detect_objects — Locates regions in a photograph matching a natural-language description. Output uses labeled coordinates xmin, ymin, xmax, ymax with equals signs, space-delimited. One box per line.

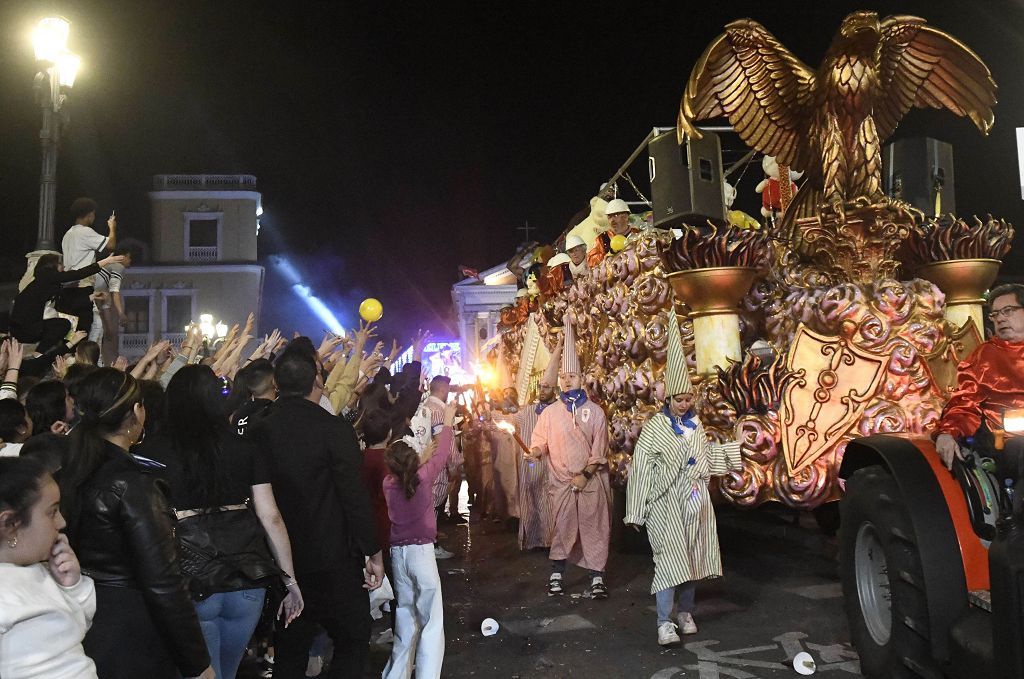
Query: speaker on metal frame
xmin=884 ymin=137 xmax=955 ymax=216
xmin=648 ymin=130 xmax=726 ymax=228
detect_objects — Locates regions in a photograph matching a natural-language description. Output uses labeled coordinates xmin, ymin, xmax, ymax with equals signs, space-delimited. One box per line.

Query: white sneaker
xmin=657 ymin=621 xmax=681 ymax=646
xmin=678 ymin=612 xmax=698 ymax=635
xmin=434 ymin=546 xmax=454 ymax=559
xmin=305 ymin=655 xmax=324 ymax=677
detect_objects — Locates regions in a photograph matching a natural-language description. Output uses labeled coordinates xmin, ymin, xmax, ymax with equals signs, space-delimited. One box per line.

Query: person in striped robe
xmin=624 ymin=315 xmax=742 ymax=647
xmin=515 ymin=371 xmax=557 ymax=550
xmin=421 ymin=376 xmax=462 ymax=559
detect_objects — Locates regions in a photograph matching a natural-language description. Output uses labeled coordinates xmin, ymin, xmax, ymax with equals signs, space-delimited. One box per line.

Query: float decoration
xmin=493 ymin=12 xmax=1013 ymax=510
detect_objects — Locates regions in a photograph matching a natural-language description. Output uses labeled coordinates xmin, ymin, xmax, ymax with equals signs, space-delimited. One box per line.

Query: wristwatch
xmin=581 ymin=468 xmax=594 ymax=480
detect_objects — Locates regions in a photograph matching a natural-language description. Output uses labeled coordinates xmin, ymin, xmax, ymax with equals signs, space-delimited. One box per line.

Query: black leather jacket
xmin=69 ymin=442 xmax=210 ymax=677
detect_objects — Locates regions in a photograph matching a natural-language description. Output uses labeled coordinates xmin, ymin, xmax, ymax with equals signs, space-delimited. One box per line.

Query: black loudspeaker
xmin=648 ymin=130 xmax=725 ymax=228
xmin=884 ymin=137 xmax=955 ymax=216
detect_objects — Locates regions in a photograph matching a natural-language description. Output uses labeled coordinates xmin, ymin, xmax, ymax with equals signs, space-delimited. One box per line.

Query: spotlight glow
xmin=292 ymin=284 xmax=345 ymax=335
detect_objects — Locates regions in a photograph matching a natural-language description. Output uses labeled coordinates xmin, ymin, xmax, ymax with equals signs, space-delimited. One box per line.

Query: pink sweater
xmin=383 ymin=427 xmax=454 ymax=546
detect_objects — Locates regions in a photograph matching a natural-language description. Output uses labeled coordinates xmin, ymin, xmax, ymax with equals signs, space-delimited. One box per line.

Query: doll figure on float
xmin=755 ymin=155 xmax=802 ymax=223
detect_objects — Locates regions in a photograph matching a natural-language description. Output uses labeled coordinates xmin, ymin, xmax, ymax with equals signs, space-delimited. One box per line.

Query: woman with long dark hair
xmin=25 ymin=380 xmax=74 ymax=437
xmin=145 ymin=365 xmax=303 ymax=679
xmin=59 ymin=367 xmax=213 ymax=678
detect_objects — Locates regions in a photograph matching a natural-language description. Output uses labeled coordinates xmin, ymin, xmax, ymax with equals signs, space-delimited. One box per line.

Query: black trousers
xmin=273 ymin=560 xmax=371 ymax=679
xmin=11 ymin=317 xmax=71 ymax=353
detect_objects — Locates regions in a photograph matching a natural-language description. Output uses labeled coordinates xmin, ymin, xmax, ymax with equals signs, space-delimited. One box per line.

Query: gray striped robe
xmin=624 ymin=412 xmax=742 ymax=594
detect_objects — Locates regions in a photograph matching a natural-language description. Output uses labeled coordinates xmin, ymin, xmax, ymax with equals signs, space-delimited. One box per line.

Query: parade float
xmin=492 ymin=11 xmax=1014 ymax=522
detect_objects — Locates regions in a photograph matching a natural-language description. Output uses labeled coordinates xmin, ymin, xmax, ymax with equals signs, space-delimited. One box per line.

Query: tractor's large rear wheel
xmin=840 ymin=466 xmax=942 ymax=678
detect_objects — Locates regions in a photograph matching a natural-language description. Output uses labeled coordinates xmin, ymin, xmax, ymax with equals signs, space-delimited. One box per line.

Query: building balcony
xmin=152 ymin=174 xmax=257 ymax=190
xmin=119 ymin=333 xmax=151 ymax=355
xmin=187 ymin=246 xmax=219 ymax=262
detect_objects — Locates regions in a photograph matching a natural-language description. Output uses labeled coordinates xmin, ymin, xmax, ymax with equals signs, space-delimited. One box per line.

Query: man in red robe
xmin=936 ymin=284 xmax=1024 ymax=470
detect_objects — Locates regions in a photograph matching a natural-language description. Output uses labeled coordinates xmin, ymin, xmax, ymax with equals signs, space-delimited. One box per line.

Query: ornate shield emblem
xmin=922 ymin=318 xmax=982 ymax=398
xmin=780 ymin=325 xmax=890 ymax=474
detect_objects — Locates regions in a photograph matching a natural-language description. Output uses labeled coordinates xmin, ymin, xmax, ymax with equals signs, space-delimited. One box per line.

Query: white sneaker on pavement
xmin=657 ymin=621 xmax=681 ymax=646
xmin=678 ymin=612 xmax=698 ymax=635
xmin=305 ymin=655 xmax=324 ymax=677
xmin=434 ymin=546 xmax=454 ymax=559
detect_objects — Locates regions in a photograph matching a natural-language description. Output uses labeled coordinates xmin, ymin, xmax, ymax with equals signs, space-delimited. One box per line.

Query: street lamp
xmin=194 ymin=314 xmax=229 ymax=355
xmin=31 ymin=16 xmax=80 ymax=252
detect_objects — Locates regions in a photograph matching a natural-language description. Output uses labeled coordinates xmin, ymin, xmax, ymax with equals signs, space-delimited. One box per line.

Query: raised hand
xmin=52 ymin=354 xmax=69 ymax=380
xmin=5 ymin=339 xmax=23 ymax=371
xmin=67 ymin=331 xmax=88 ymax=348
xmin=317 ymin=333 xmax=345 ymax=360
xmin=113 ymin=356 xmax=129 ymax=372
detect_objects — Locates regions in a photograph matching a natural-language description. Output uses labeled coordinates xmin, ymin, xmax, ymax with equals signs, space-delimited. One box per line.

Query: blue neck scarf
xmin=662 ymin=405 xmax=697 ymax=436
xmin=536 ymin=399 xmax=555 ymax=415
xmin=560 ymin=389 xmax=588 ymax=414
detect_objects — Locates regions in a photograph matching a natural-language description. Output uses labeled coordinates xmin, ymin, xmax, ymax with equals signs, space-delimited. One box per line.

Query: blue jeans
xmin=195 ymin=588 xmax=266 ymax=679
xmin=655 ymin=581 xmax=696 ymax=626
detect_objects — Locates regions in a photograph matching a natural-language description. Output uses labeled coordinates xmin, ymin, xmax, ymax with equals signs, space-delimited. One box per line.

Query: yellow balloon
xmin=610 ymin=234 xmax=627 ymax=252
xmin=359 ymin=298 xmax=383 ymax=322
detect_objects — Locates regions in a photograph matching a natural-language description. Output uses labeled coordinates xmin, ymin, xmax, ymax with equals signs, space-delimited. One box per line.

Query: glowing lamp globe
xmin=610 ymin=234 xmax=627 ymax=252
xmin=359 ymin=298 xmax=383 ymax=322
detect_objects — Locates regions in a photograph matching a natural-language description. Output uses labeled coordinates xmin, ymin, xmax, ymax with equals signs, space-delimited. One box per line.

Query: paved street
xmin=403 ymin=498 xmax=857 ymax=678
xmin=241 ymin=496 xmax=860 ymax=678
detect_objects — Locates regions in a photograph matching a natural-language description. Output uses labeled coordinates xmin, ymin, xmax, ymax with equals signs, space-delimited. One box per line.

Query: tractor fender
xmin=839 ymin=434 xmax=972 ymax=663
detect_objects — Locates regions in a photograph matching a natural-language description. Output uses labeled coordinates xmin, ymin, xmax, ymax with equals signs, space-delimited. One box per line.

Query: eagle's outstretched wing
xmin=875 ymin=15 xmax=997 ymax=142
xmin=678 ymin=19 xmax=816 ymax=170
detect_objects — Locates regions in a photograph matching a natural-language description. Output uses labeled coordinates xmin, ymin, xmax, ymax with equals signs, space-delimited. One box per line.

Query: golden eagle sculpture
xmin=678 ymin=12 xmax=996 ymax=220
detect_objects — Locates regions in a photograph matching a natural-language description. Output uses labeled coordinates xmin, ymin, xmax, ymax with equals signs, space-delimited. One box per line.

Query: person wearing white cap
xmin=624 ymin=315 xmax=743 ymax=647
xmin=544 ymin=253 xmax=572 ymax=294
xmin=564 ymin=234 xmax=589 ymax=280
xmin=586 ymin=198 xmax=636 ymax=267
xmin=527 ymin=318 xmax=611 ymax=599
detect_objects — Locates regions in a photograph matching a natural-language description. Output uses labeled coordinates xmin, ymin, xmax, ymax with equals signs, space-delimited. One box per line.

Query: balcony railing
xmin=153 ymin=174 xmax=257 ymax=190
xmin=119 ymin=333 xmax=150 ymax=355
xmin=187 ymin=246 xmax=219 ymax=262
xmin=162 ymin=332 xmax=187 ymax=347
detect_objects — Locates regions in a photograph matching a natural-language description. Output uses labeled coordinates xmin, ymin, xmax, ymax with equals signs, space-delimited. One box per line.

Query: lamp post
xmin=196 ymin=314 xmax=229 ymax=356
xmin=31 ymin=17 xmax=80 ymax=252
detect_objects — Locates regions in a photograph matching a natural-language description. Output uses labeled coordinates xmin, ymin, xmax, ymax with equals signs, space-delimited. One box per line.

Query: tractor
xmin=838 ymin=417 xmax=1024 ymax=678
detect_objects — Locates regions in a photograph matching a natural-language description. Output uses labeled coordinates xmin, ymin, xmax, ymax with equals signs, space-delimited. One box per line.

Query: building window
xmin=184 ymin=212 xmax=222 ymax=262
xmin=123 ymin=296 xmax=150 ymax=334
xmin=165 ymin=295 xmax=193 ymax=333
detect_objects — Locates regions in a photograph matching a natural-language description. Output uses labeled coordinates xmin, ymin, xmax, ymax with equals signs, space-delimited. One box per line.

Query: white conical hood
xmin=665 ymin=312 xmax=693 ymax=396
xmin=561 ymin=316 xmax=581 ymax=375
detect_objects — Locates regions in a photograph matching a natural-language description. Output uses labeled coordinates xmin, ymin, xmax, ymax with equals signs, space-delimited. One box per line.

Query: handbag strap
xmin=175 ymin=502 xmax=248 ymax=521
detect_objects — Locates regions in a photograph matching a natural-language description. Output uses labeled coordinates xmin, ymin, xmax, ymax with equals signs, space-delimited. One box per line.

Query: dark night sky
xmin=2 ymin=1 xmax=1024 ymax=342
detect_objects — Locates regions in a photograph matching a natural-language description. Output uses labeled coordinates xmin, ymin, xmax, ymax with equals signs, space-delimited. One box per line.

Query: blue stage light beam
xmin=292 ymin=284 xmax=345 ymax=336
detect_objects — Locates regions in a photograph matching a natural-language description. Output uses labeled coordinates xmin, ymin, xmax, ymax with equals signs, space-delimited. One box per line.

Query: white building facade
xmin=117 ymin=174 xmax=265 ymax=358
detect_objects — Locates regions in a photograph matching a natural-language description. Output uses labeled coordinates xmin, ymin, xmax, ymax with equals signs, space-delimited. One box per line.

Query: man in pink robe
xmin=528 ymin=320 xmax=611 ymax=599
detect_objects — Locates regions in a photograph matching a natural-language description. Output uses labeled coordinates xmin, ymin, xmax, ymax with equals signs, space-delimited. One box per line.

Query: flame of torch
xmin=496 ymin=420 xmax=532 ymax=456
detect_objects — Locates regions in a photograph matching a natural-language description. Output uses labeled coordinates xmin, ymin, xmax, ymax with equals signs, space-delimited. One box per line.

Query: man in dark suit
xmin=251 ymin=350 xmax=384 ymax=679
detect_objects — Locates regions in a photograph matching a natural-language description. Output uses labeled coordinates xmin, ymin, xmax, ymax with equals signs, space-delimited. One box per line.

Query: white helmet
xmin=547 ymin=253 xmax=571 ymax=268
xmin=565 ymin=234 xmax=587 ymax=250
xmin=605 ymin=198 xmax=630 ymax=215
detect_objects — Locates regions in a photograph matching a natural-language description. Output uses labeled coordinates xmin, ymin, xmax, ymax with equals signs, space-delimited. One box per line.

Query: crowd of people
xmin=2 ymin=193 xmax=1023 ymax=678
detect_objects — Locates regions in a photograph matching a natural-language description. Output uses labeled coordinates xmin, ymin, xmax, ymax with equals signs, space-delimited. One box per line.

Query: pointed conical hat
xmin=516 ymin=316 xmax=549 ymax=404
xmin=665 ymin=313 xmax=693 ymax=396
xmin=562 ymin=316 xmax=581 ymax=375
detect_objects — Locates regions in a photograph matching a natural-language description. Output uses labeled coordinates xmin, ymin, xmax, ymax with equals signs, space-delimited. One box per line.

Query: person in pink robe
xmin=528 ymin=324 xmax=611 ymax=599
